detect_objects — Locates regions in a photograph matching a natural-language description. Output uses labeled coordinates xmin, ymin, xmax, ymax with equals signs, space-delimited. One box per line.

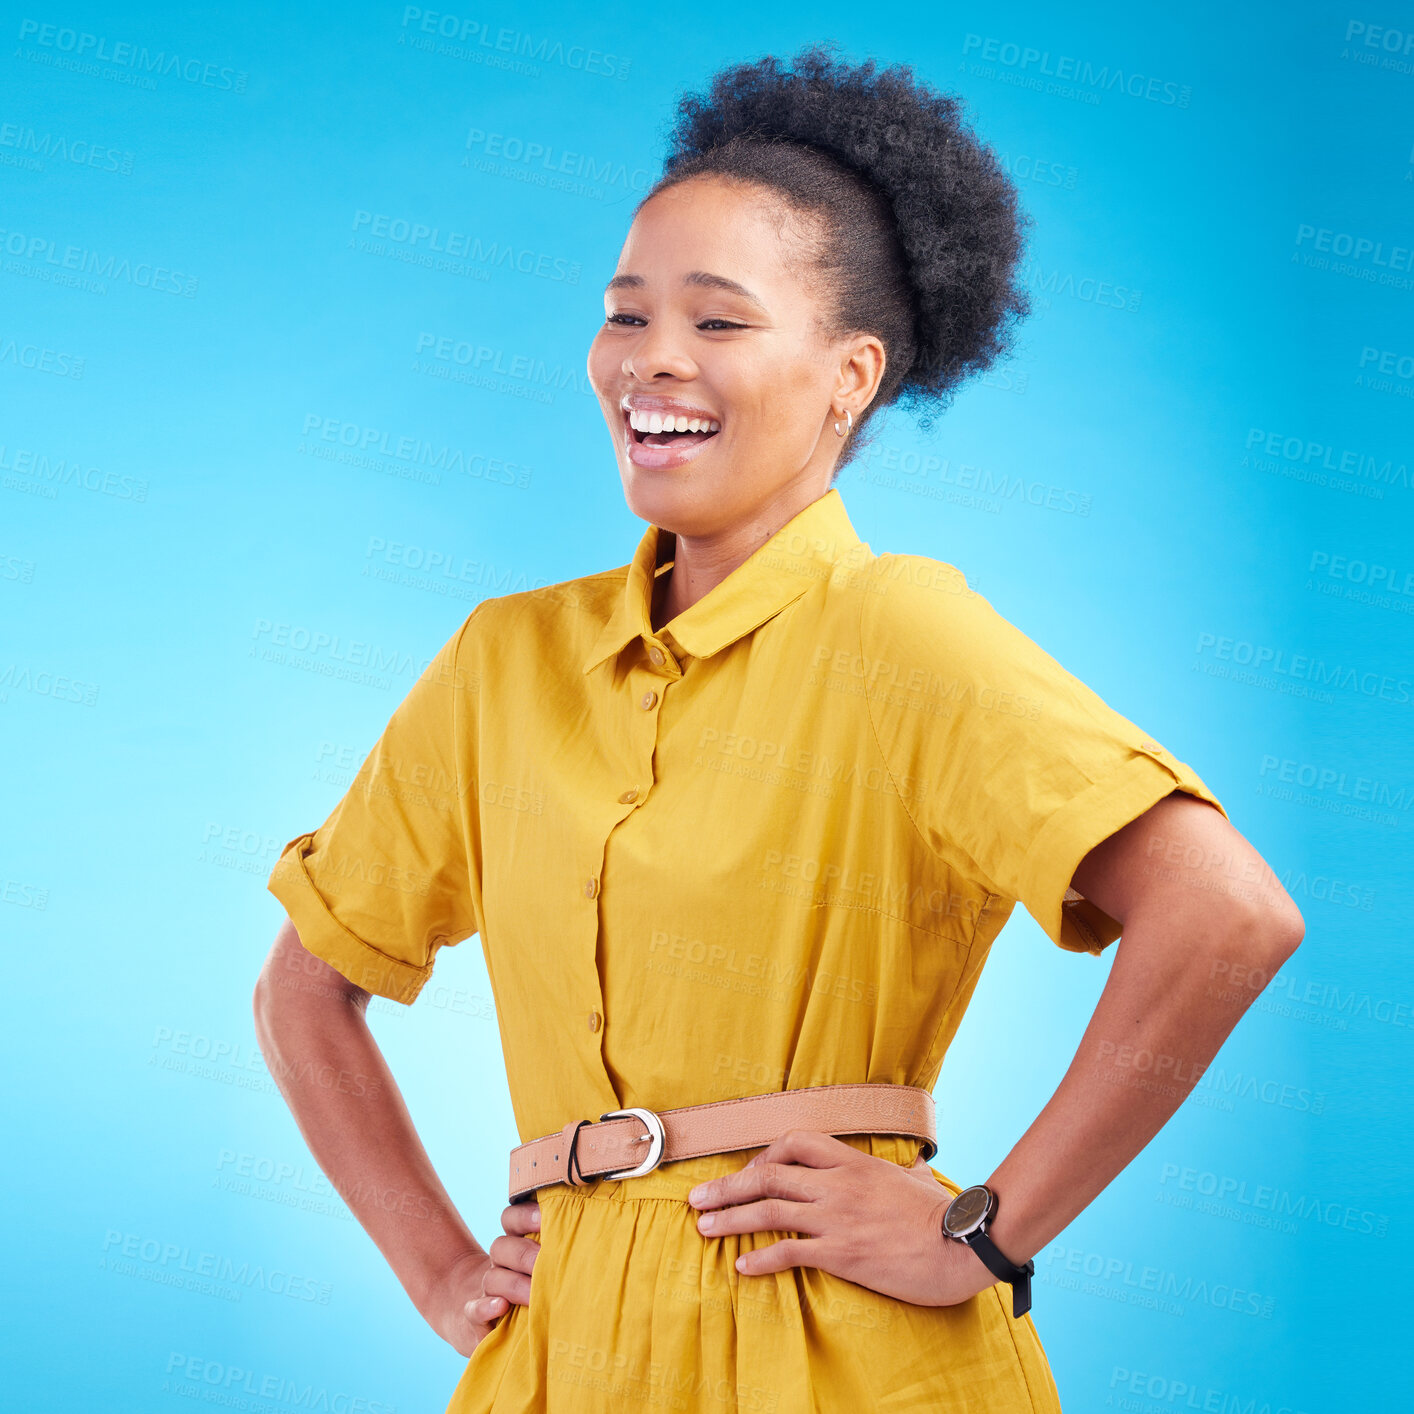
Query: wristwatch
xmin=940 ymin=1184 xmax=1034 ymax=1319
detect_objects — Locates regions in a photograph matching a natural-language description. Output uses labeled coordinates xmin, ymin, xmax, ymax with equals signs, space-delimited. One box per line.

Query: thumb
xmin=467 ymin=1295 xmax=507 ymax=1322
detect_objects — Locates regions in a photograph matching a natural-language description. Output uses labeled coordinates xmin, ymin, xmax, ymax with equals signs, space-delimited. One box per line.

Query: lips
xmin=619 ymin=395 xmax=723 ymax=472
xmin=620 ymin=396 xmax=722 ymax=444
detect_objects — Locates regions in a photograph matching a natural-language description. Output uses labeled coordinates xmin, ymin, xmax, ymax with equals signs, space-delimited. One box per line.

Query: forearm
xmin=253 ymin=954 xmax=484 ymax=1318
xmin=981 ymin=898 xmax=1298 ymax=1265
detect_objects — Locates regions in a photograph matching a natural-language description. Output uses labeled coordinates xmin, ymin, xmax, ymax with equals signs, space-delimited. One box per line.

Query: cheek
xmin=586 ymin=334 xmax=616 ymax=387
xmin=737 ymin=362 xmax=829 ymax=439
xmin=720 ymin=376 xmax=792 ymax=429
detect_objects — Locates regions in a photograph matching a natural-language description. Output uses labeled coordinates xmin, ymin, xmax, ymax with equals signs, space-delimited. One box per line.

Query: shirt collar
xmin=582 ymin=487 xmax=868 ymax=674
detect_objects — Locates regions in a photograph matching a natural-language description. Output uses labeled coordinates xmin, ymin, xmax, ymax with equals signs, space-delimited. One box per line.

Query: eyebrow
xmin=605 ymin=270 xmax=767 ymax=311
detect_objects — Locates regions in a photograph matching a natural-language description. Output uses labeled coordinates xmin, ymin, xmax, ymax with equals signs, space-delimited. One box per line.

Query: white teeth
xmin=626 ymin=408 xmax=722 ymax=434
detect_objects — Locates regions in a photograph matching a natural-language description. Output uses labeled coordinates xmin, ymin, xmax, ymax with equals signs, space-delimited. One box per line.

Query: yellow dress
xmin=268 ymin=487 xmax=1227 ymax=1412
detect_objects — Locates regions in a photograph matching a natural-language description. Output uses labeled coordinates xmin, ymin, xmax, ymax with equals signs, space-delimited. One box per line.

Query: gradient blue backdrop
xmin=4 ymin=3 xmax=1409 ymax=1410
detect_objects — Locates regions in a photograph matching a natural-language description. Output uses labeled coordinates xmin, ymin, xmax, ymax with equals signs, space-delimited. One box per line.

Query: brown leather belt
xmin=508 ymin=1082 xmax=937 ymax=1205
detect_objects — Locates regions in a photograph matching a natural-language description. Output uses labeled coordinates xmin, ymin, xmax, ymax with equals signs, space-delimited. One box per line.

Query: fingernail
xmin=687 ymin=1184 xmax=708 ymax=1205
xmin=697 ymin=1213 xmax=715 ymax=1231
xmin=530 ymin=1207 xmax=540 ymax=1226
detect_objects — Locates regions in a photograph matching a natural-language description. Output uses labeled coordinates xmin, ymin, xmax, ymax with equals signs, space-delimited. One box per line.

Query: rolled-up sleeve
xmin=861 ymin=555 xmax=1228 ymax=955
xmin=266 ymin=604 xmax=486 ymax=1002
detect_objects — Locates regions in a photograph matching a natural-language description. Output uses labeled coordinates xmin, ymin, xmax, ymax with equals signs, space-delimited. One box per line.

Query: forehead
xmin=614 ymin=176 xmax=817 ymax=295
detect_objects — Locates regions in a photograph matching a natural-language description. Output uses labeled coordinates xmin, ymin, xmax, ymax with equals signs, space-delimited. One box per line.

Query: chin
xmin=618 ymin=467 xmax=720 ymax=534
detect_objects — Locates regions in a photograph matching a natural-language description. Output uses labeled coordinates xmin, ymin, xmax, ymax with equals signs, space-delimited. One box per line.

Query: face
xmin=587 ymin=175 xmax=883 ymax=539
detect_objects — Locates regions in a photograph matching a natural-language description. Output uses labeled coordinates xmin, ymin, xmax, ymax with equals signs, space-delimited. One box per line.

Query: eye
xmin=599 ymin=313 xmax=752 ymax=332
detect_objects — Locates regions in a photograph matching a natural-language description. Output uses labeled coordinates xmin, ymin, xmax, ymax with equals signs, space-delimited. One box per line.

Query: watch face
xmin=943 ymin=1184 xmax=993 ymax=1238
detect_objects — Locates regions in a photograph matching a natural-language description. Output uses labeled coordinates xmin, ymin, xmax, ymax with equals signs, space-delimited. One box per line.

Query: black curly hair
xmin=640 ymin=42 xmax=1032 ymax=478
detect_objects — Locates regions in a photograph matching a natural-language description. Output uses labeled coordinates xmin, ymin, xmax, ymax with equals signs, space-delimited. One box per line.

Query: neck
xmin=648 ymin=482 xmax=834 ymax=633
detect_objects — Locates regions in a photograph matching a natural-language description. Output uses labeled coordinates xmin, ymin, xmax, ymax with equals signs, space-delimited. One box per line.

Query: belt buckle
xmin=596 ymin=1106 xmax=666 ymax=1180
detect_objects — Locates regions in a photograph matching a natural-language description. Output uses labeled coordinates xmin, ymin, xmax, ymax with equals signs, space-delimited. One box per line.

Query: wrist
xmin=939 ymin=1184 xmax=1035 ymax=1319
xmin=921 ymin=1189 xmax=996 ymax=1307
xmin=413 ymin=1244 xmax=488 ymax=1322
xmin=937 ymin=1208 xmax=994 ymax=1301
xmin=976 ymin=1172 xmax=1039 ymax=1268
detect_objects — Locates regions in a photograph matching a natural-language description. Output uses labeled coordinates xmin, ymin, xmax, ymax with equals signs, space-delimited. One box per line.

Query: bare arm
xmin=981 ymin=790 xmax=1306 ymax=1266
xmin=252 ymin=918 xmax=532 ymax=1353
xmin=682 ymin=790 xmax=1309 ymax=1311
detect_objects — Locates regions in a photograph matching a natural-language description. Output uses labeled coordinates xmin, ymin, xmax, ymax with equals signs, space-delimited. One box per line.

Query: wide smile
xmin=621 ymin=405 xmax=723 ymax=470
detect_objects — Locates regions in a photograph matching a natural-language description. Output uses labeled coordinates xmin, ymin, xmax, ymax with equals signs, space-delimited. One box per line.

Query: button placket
xmin=641 ymin=637 xmax=682 ymax=681
xmin=584 ymin=654 xmax=673 ymax=1061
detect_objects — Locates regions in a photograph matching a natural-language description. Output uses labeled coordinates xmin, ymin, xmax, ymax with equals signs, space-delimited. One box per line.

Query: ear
xmin=835 ymin=331 xmax=887 ymax=411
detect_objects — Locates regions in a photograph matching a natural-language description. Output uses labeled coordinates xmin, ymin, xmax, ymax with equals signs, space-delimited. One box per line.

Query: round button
xmin=619 ymin=788 xmax=639 ymax=804
xmin=640 ymin=690 xmax=658 ymax=711
xmin=587 ymin=1010 xmax=602 ymax=1033
xmin=648 ymin=646 xmax=665 ymax=666
xmin=583 ymin=876 xmax=599 ymax=899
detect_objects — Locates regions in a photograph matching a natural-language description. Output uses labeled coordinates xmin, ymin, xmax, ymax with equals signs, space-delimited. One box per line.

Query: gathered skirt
xmin=446 ymin=1136 xmax=1062 ymax=1413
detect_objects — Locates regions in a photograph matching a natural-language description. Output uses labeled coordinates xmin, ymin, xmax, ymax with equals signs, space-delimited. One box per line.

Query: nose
xmin=621 ymin=320 xmax=696 ymax=382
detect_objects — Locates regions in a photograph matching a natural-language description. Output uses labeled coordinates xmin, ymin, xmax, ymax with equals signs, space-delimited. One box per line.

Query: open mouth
xmin=625 ymin=410 xmax=721 ymax=450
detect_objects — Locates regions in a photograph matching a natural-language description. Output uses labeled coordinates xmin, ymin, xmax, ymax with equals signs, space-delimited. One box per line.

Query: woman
xmin=255 ymin=45 xmax=1304 ymax=1413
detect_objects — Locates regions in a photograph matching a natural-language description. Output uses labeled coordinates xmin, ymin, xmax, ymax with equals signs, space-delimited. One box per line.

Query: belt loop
xmin=564 ymin=1118 xmax=593 ymax=1187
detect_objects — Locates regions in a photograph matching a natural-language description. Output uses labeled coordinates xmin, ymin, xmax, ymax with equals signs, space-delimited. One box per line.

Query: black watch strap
xmin=965 ymin=1229 xmax=1034 ymax=1319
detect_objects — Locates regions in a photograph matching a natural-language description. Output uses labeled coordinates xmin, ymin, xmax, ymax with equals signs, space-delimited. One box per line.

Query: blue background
xmin=4 ymin=3 xmax=1409 ymax=1410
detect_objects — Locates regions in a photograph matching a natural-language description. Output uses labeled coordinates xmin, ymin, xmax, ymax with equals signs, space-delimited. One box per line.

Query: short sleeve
xmin=860 ymin=555 xmax=1228 ymax=956
xmin=266 ymin=605 xmax=486 ymax=1002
